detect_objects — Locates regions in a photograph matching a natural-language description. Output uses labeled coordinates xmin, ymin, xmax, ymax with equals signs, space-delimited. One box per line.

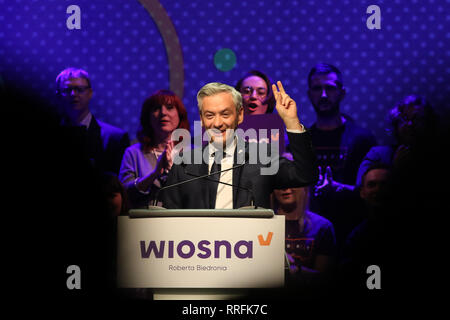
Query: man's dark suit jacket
xmin=86 ymin=116 xmax=130 ymax=174
xmin=161 ymin=131 xmax=318 ymax=209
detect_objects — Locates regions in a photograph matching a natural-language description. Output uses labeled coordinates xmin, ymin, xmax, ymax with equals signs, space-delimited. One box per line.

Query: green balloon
xmin=214 ymin=48 xmax=237 ymax=72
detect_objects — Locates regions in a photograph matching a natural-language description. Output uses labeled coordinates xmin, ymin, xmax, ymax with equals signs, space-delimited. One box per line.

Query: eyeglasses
xmin=398 ymin=113 xmax=425 ymax=125
xmin=59 ymin=86 xmax=91 ymax=95
xmin=240 ymin=86 xmax=268 ymax=98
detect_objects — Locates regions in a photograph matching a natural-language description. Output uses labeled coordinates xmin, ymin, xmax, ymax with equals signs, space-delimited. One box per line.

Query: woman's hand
xmin=134 ymin=141 xmax=175 ymax=193
xmin=155 ymin=140 xmax=174 ymax=175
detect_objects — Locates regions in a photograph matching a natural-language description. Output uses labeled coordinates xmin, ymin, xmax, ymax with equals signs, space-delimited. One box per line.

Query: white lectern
xmin=117 ymin=208 xmax=285 ymax=300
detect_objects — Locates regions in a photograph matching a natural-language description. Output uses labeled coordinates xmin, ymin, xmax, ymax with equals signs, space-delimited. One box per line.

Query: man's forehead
xmin=365 ymin=168 xmax=390 ymax=182
xmin=62 ymin=77 xmax=89 ymax=86
xmin=310 ymin=73 xmax=340 ymax=85
xmin=202 ymin=92 xmax=236 ymax=112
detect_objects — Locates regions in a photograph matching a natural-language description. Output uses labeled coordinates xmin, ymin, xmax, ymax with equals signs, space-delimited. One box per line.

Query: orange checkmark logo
xmin=258 ymin=232 xmax=273 ymax=246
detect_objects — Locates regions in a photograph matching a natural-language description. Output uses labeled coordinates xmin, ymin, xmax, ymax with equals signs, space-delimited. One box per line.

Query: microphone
xmin=182 ymin=166 xmax=257 ymax=209
xmin=152 ymin=152 xmax=257 ymax=209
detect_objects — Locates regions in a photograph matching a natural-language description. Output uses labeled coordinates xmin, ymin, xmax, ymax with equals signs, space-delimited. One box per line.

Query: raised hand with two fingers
xmin=272 ymin=80 xmax=304 ymax=132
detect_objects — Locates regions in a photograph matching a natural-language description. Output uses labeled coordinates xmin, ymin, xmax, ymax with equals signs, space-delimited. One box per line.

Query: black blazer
xmin=86 ymin=116 xmax=130 ymax=174
xmin=161 ymin=131 xmax=318 ymax=209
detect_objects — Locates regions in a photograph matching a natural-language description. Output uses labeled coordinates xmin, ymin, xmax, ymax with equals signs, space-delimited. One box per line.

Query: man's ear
xmin=88 ymin=87 xmax=94 ymax=98
xmin=307 ymin=88 xmax=314 ymax=104
xmin=360 ymin=186 xmax=367 ymax=200
xmin=237 ymin=107 xmax=244 ymax=125
xmin=339 ymin=86 xmax=346 ymax=101
xmin=199 ymin=112 xmax=205 ymax=127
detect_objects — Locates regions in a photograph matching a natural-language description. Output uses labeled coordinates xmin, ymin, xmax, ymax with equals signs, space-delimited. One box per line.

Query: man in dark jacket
xmin=162 ymin=81 xmax=318 ymax=209
xmin=56 ymin=67 xmax=129 ymax=174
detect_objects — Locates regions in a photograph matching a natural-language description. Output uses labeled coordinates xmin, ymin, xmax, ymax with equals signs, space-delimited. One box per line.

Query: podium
xmin=117 ymin=208 xmax=285 ymax=300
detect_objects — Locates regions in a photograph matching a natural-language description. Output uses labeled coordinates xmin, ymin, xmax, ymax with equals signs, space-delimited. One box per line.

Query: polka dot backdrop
xmin=1 ymin=0 xmax=449 ymax=144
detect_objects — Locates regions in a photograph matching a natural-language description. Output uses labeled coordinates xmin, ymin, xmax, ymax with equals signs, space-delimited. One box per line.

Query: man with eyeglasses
xmin=56 ymin=67 xmax=130 ymax=174
xmin=306 ymin=63 xmax=377 ymax=249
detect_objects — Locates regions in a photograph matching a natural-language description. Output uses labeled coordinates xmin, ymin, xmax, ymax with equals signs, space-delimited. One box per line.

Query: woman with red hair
xmin=119 ymin=90 xmax=190 ymax=209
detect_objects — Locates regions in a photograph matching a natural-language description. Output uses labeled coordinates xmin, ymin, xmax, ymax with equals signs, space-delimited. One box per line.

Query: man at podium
xmin=161 ymin=81 xmax=318 ymax=209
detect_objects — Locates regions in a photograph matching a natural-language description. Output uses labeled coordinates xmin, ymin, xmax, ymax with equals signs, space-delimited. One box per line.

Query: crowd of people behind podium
xmin=47 ymin=64 xmax=445 ymax=300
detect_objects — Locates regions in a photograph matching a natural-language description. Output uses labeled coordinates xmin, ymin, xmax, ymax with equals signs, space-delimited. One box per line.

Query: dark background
xmin=2 ymin=0 xmax=448 ymax=316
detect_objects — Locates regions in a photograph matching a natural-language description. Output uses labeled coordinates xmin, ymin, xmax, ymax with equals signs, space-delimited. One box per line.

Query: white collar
xmin=78 ymin=112 xmax=92 ymax=129
xmin=209 ymin=137 xmax=237 ymax=159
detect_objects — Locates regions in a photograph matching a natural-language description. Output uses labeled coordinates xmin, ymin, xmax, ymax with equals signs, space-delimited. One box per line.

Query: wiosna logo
xmin=140 ymin=232 xmax=274 ymax=259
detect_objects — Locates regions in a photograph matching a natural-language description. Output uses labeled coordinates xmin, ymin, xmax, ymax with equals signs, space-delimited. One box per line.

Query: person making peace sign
xmin=162 ymin=81 xmax=318 ymax=210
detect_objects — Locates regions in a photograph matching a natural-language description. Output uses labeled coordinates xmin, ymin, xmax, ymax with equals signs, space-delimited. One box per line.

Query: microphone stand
xmin=152 ymin=162 xmax=257 ymax=208
xmin=183 ymin=168 xmax=257 ymax=209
